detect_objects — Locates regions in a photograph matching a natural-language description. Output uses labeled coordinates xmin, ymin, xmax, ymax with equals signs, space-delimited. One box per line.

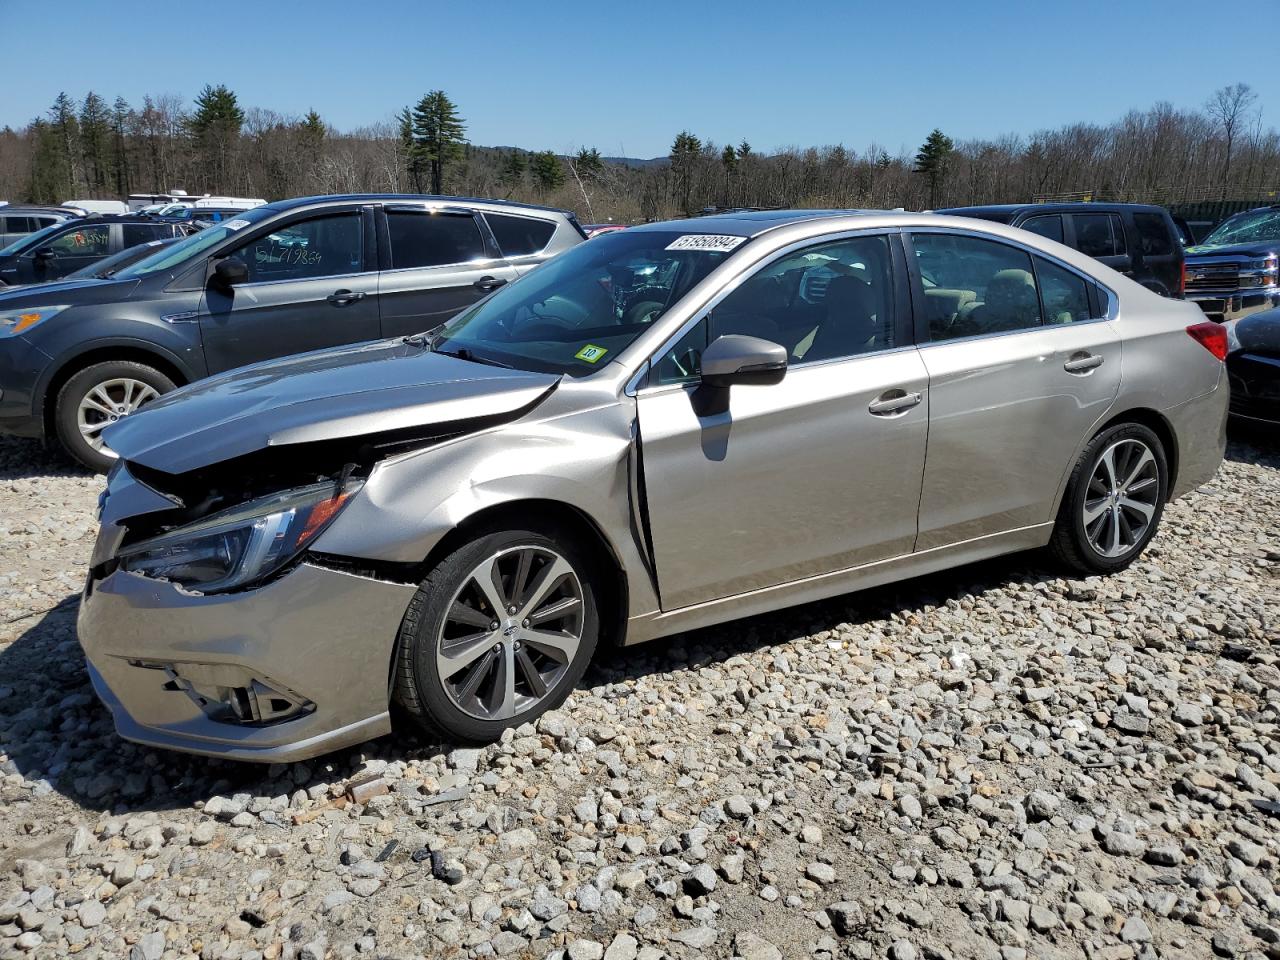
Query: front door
xmin=636 ymin=232 xmax=929 ymax=610
xmin=907 ymin=230 xmax=1123 ymax=549
xmin=376 ymin=206 xmax=517 ymax=338
xmin=200 ymin=207 xmax=380 ymax=373
xmin=36 ymin=222 xmax=114 ymax=281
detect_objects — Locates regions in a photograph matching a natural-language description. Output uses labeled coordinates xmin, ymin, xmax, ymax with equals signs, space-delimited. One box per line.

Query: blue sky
xmin=4 ymin=0 xmax=1276 ymax=158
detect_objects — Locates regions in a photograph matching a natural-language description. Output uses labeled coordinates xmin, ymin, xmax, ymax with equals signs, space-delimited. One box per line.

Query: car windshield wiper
xmin=432 ymin=344 xmax=513 ymax=369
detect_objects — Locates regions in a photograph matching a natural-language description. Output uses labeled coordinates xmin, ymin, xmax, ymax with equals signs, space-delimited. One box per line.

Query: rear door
xmin=1068 ymin=212 xmax=1132 ymax=277
xmin=37 ymin=222 xmax=114 ymax=281
xmin=376 ymin=205 xmax=517 ymax=338
xmin=907 ymin=229 xmax=1122 ymax=549
xmin=199 ymin=205 xmax=380 ymax=372
xmin=1129 ymin=212 xmax=1183 ymax=296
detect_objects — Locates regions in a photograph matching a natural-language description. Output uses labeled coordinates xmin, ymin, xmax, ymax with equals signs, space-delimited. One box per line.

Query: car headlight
xmin=0 ymin=305 xmax=68 ymax=338
xmin=117 ymin=480 xmax=363 ymax=594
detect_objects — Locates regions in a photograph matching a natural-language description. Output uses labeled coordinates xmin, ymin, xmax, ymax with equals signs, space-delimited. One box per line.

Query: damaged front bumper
xmin=77 ymin=561 xmax=416 ymax=763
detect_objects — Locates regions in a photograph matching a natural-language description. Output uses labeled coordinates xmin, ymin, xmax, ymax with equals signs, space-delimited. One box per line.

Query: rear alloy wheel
xmin=394 ymin=527 xmax=599 ymax=742
xmin=1050 ymin=422 xmax=1168 ymax=575
xmin=54 ymin=360 xmax=176 ymax=472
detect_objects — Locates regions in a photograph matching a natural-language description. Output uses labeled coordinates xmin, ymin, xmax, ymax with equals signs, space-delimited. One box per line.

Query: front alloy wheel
xmin=394 ymin=526 xmax=600 ymax=743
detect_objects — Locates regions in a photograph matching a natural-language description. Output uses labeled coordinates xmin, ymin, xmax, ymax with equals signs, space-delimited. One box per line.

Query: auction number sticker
xmin=664 ymin=234 xmax=747 ymax=252
xmin=223 ymin=219 xmax=251 ymax=231
xmin=574 ymin=344 xmax=608 ymax=363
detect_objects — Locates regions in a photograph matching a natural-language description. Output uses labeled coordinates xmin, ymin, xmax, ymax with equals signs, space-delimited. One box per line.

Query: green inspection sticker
xmin=574 ymin=344 xmax=608 ymax=363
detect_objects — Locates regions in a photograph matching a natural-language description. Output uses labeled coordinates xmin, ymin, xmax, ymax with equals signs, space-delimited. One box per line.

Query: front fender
xmin=313 ymin=397 xmax=660 ymax=619
xmin=35 ymin=330 xmax=205 ymax=412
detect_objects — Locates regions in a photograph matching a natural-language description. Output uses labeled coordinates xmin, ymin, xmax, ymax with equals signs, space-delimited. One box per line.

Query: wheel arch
xmin=1093 ymin=406 xmax=1179 ymax=494
xmin=414 ymin=498 xmax=630 ymax=651
xmin=42 ymin=344 xmax=190 ymax=438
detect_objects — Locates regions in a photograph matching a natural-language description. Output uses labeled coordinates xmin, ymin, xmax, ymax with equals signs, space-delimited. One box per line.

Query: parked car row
xmin=0 ymin=216 xmax=192 ymax=287
xmin=0 ymin=194 xmax=587 ymax=468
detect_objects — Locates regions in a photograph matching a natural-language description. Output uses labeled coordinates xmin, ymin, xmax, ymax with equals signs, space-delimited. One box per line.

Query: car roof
xmin=939 ymin=202 xmax=1169 ymax=216
xmin=261 ymin=194 xmax=576 ymax=218
xmin=630 ymin=209 xmax=885 ymax=238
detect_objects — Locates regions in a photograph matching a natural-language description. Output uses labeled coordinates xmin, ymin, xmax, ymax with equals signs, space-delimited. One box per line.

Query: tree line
xmin=0 ymin=82 xmax=1275 ymax=224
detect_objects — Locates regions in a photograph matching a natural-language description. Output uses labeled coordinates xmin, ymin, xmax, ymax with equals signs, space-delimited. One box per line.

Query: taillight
xmin=1179 ymin=260 xmax=1186 ymax=297
xmin=1186 ymin=321 xmax=1228 ymax=360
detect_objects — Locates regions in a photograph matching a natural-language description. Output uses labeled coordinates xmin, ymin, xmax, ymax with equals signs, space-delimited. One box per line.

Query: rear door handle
xmin=868 ymin=390 xmax=923 ymax=416
xmin=1064 ymin=352 xmax=1104 ymax=374
xmin=326 ymin=289 xmax=366 ymax=306
xmin=474 ymin=276 xmax=508 ymax=292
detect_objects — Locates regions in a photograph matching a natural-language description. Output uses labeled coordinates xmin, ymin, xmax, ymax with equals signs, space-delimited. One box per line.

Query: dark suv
xmin=936 ymin=203 xmax=1185 ymax=298
xmin=0 ymin=216 xmax=188 ymax=287
xmin=0 ymin=194 xmax=585 ymax=470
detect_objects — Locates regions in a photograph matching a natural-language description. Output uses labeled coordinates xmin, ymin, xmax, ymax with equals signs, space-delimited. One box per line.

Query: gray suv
xmin=0 ymin=194 xmax=585 ymax=469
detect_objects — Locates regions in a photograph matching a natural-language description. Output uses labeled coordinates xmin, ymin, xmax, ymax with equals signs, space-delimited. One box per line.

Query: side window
xmin=653 ymin=235 xmax=896 ymax=384
xmin=486 ymin=213 xmax=556 ymax=258
xmin=1036 ymin=257 xmax=1092 ymax=325
xmin=1021 ymin=215 xmax=1063 ymax=244
xmin=912 ymin=233 xmax=1041 ymax=340
xmin=48 ymin=224 xmax=109 ymax=256
xmin=122 ymin=224 xmax=168 ymax=248
xmin=1074 ymin=214 xmax=1122 ymax=258
xmin=238 ymin=213 xmax=362 ymax=283
xmin=3 ymin=216 xmax=33 ymax=234
xmin=387 ymin=212 xmax=485 ymax=269
xmin=1133 ymin=213 xmax=1175 ymax=256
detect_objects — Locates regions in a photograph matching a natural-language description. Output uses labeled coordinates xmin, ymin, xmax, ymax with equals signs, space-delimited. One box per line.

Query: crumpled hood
xmin=0 ymin=276 xmax=139 ymax=306
xmin=104 ymin=338 xmax=560 ymax=474
xmin=1186 ymin=241 xmax=1280 ymax=260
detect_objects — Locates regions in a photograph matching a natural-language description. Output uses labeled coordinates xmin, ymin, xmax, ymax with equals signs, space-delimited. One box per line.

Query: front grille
xmin=1186 ymin=262 xmax=1245 ymax=293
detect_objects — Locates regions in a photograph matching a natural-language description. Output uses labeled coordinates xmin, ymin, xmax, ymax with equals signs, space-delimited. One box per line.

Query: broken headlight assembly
xmin=117 ymin=479 xmax=363 ymax=594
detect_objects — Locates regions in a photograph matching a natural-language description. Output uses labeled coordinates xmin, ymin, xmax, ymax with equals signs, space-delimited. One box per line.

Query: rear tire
xmin=393 ymin=525 xmax=600 ymax=743
xmin=54 ymin=360 xmax=175 ymax=473
xmin=1049 ymin=422 xmax=1168 ymax=575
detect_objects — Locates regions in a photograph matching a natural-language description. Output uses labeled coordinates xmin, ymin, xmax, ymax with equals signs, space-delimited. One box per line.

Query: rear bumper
xmin=1165 ymin=373 xmax=1229 ymax=500
xmin=77 ymin=562 xmax=417 ymax=762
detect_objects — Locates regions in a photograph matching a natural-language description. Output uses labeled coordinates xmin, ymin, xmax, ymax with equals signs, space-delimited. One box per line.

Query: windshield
xmin=65 ymin=238 xmax=175 ymax=280
xmin=114 ymin=207 xmax=274 ymax=279
xmin=1201 ymin=209 xmax=1280 ymax=247
xmin=430 ymin=229 xmax=748 ymax=376
xmin=0 ymin=221 xmax=63 ymax=256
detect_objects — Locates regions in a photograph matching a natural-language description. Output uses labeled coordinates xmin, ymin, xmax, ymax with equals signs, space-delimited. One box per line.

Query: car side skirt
xmin=623 ymin=521 xmax=1054 ymax=645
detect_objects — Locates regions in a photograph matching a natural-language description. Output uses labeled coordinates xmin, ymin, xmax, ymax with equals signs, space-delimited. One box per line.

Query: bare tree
xmin=1206 ymin=83 xmax=1258 ymax=191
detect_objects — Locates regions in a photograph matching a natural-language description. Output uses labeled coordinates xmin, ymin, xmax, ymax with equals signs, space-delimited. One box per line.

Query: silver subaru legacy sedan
xmin=79 ymin=210 xmax=1229 ymax=761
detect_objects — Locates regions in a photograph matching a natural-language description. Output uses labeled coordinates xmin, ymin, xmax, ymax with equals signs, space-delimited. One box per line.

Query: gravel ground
xmin=0 ymin=431 xmax=1276 ymax=960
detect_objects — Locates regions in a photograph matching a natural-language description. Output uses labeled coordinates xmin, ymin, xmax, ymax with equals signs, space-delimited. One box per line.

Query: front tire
xmin=393 ymin=526 xmax=600 ymax=743
xmin=1050 ymin=422 xmax=1168 ymax=575
xmin=54 ymin=360 xmax=175 ymax=472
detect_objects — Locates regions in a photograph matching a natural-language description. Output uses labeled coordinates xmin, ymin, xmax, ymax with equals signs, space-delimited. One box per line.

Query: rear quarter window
xmin=485 ymin=212 xmax=556 ymax=258
xmin=1133 ymin=213 xmax=1175 ymax=256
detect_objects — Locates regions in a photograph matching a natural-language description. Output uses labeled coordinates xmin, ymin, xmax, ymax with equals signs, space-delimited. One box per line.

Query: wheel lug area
xmin=490 ymin=621 xmax=499 ymax=631
xmin=507 ymin=605 xmax=517 ymax=614
xmin=522 ymin=619 xmax=530 ymax=628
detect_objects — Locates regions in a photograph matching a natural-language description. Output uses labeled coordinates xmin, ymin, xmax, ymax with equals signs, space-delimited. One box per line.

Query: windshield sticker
xmin=665 ymin=234 xmax=748 ymax=252
xmin=223 ymin=219 xmax=251 ymax=231
xmin=574 ymin=344 xmax=608 ymax=363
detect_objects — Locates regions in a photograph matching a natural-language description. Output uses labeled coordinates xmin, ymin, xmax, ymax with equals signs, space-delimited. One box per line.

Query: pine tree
xmin=670 ymin=131 xmax=703 ymax=215
xmin=408 ymin=90 xmax=467 ymax=195
xmin=111 ymin=97 xmax=133 ymax=195
xmin=573 ymin=146 xmax=604 ymax=179
xmin=738 ymin=140 xmax=752 ymax=159
xmin=498 ymin=149 xmax=526 ymax=194
xmin=79 ymin=92 xmax=112 ymax=193
xmin=48 ymin=92 xmax=82 ymax=197
xmin=721 ymin=144 xmax=738 ymax=172
xmin=913 ymin=129 xmax=955 ymax=207
xmin=188 ymin=84 xmax=244 ymax=190
xmin=530 ymin=150 xmax=565 ymax=192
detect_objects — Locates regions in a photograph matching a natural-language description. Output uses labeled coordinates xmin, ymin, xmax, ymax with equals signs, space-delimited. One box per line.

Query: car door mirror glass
xmin=212 ymin=257 xmax=249 ymax=288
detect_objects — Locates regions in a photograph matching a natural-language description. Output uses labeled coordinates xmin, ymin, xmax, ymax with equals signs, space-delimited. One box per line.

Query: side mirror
xmin=34 ymin=247 xmax=55 ymax=263
xmin=700 ymin=334 xmax=788 ymax=388
xmin=211 ymin=257 xmax=249 ymax=289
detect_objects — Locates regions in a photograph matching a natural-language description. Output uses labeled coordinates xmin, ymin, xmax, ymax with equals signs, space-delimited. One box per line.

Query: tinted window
xmin=238 ymin=213 xmax=363 ymax=283
xmin=1074 ymin=214 xmax=1124 ymax=258
xmin=1036 ymin=257 xmax=1092 ymax=324
xmin=387 ymin=212 xmax=485 ymax=269
xmin=1133 ymin=213 xmax=1175 ymax=256
xmin=1021 ymin=215 xmax=1063 ymax=244
xmin=48 ymin=224 xmax=109 ymax=256
xmin=485 ymin=213 xmax=556 ymax=258
xmin=3 ymin=216 xmax=34 ymax=234
xmin=654 ymin=236 xmax=896 ymax=385
xmin=122 ymin=223 xmax=171 ymax=248
xmin=912 ymin=233 xmax=1041 ymax=340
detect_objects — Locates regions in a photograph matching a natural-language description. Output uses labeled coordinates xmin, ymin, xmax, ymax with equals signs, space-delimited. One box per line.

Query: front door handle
xmin=474 ymin=276 xmax=508 ymax=292
xmin=868 ymin=389 xmax=923 ymax=416
xmin=326 ymin=289 xmax=366 ymax=306
xmin=1064 ymin=352 xmax=1104 ymax=374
